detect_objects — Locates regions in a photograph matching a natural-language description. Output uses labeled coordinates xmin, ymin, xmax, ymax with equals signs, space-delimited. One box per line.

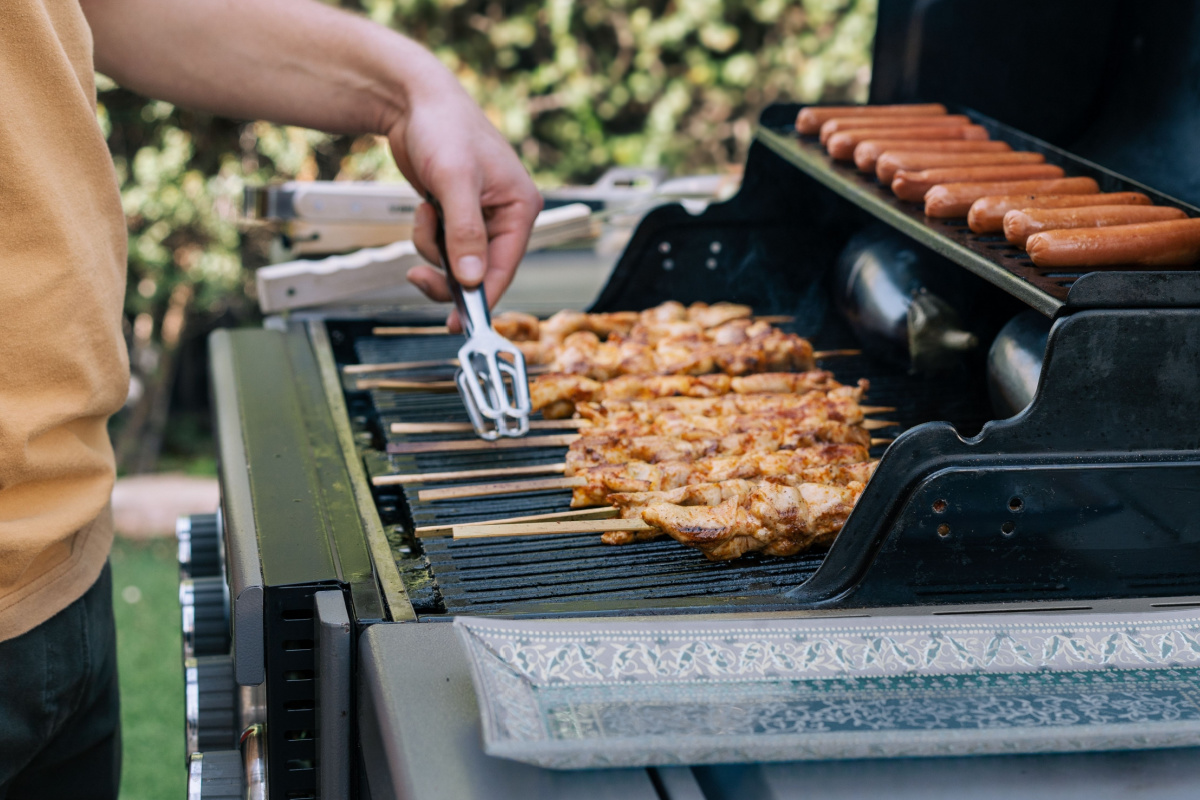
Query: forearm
xmin=80 ymin=0 xmax=449 ymax=136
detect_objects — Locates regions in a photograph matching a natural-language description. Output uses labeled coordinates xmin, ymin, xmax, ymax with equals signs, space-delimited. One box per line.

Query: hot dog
xmin=876 ymin=151 xmax=1045 ymax=184
xmin=819 ymin=114 xmax=970 ymax=144
xmin=924 ymin=177 xmax=1099 ymax=219
xmin=1026 ymin=218 xmax=1200 ymax=267
xmin=891 ymin=164 xmax=1065 ymax=202
xmin=854 ymin=139 xmax=1011 ymax=173
xmin=827 ymin=125 xmax=989 ymax=161
xmin=967 ymin=192 xmax=1153 ymax=233
xmin=1004 ymin=205 xmax=1187 ymax=249
xmin=795 ymin=103 xmax=948 ymax=135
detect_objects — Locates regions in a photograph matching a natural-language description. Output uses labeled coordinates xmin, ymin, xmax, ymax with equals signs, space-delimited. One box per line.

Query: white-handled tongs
xmin=429 ymin=198 xmax=532 ymax=439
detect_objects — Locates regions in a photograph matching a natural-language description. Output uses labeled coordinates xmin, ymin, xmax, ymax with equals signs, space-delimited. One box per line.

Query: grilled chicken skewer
xmin=639 ymin=479 xmax=867 ymax=560
xmin=533 ymin=370 xmax=862 ymax=418
xmin=518 ymin=320 xmax=817 ymax=380
xmin=490 ymin=301 xmax=756 ymax=345
xmin=566 ymin=420 xmax=874 ymax=474
xmin=570 ymin=443 xmax=871 ymax=507
xmin=604 ymin=462 xmax=877 ymax=543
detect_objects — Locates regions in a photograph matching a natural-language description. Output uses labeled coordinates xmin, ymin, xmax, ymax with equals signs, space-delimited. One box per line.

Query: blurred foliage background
xmin=99 ymin=0 xmax=876 ymax=473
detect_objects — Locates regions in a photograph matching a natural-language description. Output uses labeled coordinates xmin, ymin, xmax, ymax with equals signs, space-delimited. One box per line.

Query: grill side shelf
xmin=755 ymin=107 xmax=1200 ymax=317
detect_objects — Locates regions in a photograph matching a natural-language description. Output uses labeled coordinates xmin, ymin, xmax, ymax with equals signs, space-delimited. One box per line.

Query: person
xmin=0 ymin=0 xmax=541 ymax=796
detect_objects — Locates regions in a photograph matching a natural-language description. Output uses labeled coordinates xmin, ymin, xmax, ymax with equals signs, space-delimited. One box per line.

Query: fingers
xmin=435 ymin=174 xmax=489 ymax=289
xmin=412 ymin=202 xmax=441 ymax=267
xmin=405 ymin=265 xmax=451 ymax=302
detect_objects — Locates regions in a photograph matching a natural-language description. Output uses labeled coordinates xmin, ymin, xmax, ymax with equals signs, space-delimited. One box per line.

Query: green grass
xmin=110 ymin=537 xmax=186 ymax=800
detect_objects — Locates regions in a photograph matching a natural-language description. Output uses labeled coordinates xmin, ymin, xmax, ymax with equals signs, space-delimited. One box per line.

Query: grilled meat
xmin=602 ymin=462 xmax=878 ymax=544
xmin=640 ymin=480 xmax=866 ymax=560
xmin=531 ymin=371 xmax=853 ymax=417
xmin=569 ymin=443 xmax=871 ymax=507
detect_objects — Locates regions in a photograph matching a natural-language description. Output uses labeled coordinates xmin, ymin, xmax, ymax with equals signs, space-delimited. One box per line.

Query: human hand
xmin=386 ymin=69 xmax=541 ymax=332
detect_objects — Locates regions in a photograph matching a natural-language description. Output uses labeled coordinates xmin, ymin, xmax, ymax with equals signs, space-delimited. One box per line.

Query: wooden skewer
xmin=813 ymin=349 xmax=862 ymax=359
xmin=415 ymin=507 xmax=618 ymax=538
xmin=373 ymin=316 xmax=797 ymax=337
xmin=454 ymin=519 xmax=652 ymax=539
xmin=860 ymin=419 xmax=898 ymax=430
xmin=419 ymin=476 xmax=584 ymax=502
xmin=356 ymin=378 xmax=458 ymax=392
xmin=372 ymin=325 xmax=450 ymax=336
xmin=346 ymin=358 xmax=551 ymax=377
xmin=390 ymin=419 xmax=587 ymax=435
xmin=344 ymin=358 xmax=457 ymax=375
xmin=859 ymin=406 xmax=895 ymax=414
xmin=372 ymin=462 xmax=567 ymax=486
xmin=870 ymin=438 xmax=893 ymax=446
xmin=388 ymin=433 xmax=581 ymax=455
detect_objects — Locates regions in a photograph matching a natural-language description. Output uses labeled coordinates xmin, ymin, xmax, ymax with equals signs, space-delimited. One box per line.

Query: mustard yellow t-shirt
xmin=0 ymin=1 xmax=128 ymax=641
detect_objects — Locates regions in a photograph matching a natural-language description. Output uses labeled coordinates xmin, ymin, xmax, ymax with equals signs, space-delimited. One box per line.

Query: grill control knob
xmin=185 ymin=655 xmax=239 ymax=760
xmin=187 ymin=751 xmax=244 ymax=800
xmin=177 ymin=513 xmax=223 ymax=579
xmin=180 ymin=576 xmax=231 ymax=658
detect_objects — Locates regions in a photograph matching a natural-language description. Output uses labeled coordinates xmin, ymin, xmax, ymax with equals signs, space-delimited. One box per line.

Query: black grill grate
xmin=348 ymin=313 xmax=988 ymax=616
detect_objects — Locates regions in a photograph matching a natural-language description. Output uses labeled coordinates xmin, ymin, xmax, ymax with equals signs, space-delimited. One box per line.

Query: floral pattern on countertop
xmin=454 ymin=612 xmax=1200 ymax=769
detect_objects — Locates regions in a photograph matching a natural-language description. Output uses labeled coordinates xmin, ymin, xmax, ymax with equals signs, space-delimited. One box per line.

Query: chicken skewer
xmin=454 ymin=471 xmax=872 ymax=561
xmin=564 ymin=421 xmax=874 ymax=473
xmin=532 ymin=371 xmax=864 ymax=417
xmin=517 ymin=323 xmax=818 ymax=380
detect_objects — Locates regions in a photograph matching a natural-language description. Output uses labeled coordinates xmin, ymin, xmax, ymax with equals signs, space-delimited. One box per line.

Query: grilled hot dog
xmin=876 ymin=151 xmax=1045 ymax=184
xmin=795 ymin=103 xmax=948 ymax=135
xmin=1004 ymin=205 xmax=1187 ymax=249
xmin=853 ymin=139 xmax=1011 ymax=173
xmin=827 ymin=125 xmax=989 ymax=161
xmin=819 ymin=114 xmax=970 ymax=144
xmin=1026 ymin=217 xmax=1200 ymax=267
xmin=925 ymin=177 xmax=1099 ymax=219
xmin=967 ymin=192 xmax=1153 ymax=233
xmin=891 ymin=164 xmax=1065 ymax=202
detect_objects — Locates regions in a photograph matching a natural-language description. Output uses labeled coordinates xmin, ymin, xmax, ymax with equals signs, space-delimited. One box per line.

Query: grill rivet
xmin=932 ymin=499 xmax=947 ymax=513
xmin=1008 ymin=496 xmax=1024 ymax=512
xmin=1001 ymin=521 xmax=1016 ymax=536
xmin=662 ymin=258 xmax=675 ymax=271
xmin=936 ymin=524 xmax=950 ymax=538
xmin=710 ymin=241 xmax=722 ymax=254
xmin=658 ymin=241 xmax=672 ymax=254
xmin=705 ymin=258 xmax=718 ymax=270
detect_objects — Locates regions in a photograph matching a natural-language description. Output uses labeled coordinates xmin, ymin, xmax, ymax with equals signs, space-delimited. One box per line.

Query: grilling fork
xmin=429 ymin=198 xmax=531 ymax=439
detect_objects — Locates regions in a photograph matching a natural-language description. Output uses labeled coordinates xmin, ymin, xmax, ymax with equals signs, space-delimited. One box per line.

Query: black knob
xmin=185 ymin=655 xmax=238 ymax=759
xmin=180 ymin=576 xmax=230 ymax=658
xmin=177 ymin=513 xmax=223 ymax=579
xmin=187 ymin=751 xmax=244 ymax=800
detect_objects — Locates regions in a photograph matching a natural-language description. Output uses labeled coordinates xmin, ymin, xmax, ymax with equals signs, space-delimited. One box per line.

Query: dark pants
xmin=0 ymin=563 xmax=121 ymax=800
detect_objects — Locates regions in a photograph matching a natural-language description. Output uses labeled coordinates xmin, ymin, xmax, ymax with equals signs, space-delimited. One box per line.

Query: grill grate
xmin=348 ymin=312 xmax=988 ymax=616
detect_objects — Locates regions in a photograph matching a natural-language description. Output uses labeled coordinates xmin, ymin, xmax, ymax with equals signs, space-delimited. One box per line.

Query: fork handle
xmin=429 ymin=196 xmax=491 ymax=338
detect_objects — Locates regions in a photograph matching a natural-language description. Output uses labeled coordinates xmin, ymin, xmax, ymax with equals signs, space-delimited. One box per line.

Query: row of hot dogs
xmin=796 ymin=103 xmax=1200 ymax=269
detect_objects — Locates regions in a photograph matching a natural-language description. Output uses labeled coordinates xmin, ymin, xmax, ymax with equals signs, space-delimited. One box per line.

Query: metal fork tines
xmin=430 ymin=199 xmax=532 ymax=439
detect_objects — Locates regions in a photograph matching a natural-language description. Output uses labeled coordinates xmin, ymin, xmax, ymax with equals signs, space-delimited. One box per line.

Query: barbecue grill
xmin=181 ymin=2 xmax=1200 ymax=797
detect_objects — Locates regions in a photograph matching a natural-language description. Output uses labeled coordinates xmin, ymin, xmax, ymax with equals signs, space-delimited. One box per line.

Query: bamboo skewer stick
xmin=388 ymin=433 xmax=581 ymax=455
xmin=356 ymin=378 xmax=457 ymax=392
xmin=372 ymin=316 xmax=799 ymax=338
xmin=419 ymin=476 xmax=584 ymax=502
xmin=372 ymin=325 xmax=450 ymax=336
xmin=860 ymin=420 xmax=898 ymax=430
xmin=813 ymin=349 xmax=862 ymax=359
xmin=372 ymin=462 xmax=567 ymax=486
xmin=344 ymin=358 xmax=458 ymax=375
xmin=453 ymin=519 xmax=652 ymax=539
xmin=346 ymin=358 xmax=550 ymax=376
xmin=415 ymin=507 xmax=618 ymax=537
xmin=859 ymin=406 xmax=896 ymax=414
xmin=870 ymin=438 xmax=893 ymax=446
xmin=390 ymin=419 xmax=587 ymax=435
